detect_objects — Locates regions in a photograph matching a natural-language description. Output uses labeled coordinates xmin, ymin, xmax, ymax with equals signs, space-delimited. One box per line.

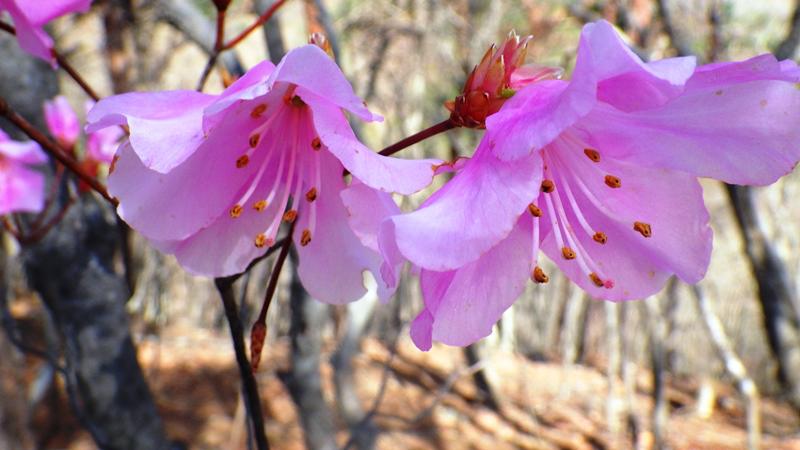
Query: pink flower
xmin=44 ymin=96 xmax=80 ymax=149
xmin=87 ymin=44 xmax=439 ymax=304
xmin=381 ymin=20 xmax=800 ymax=350
xmin=0 ymin=0 xmax=91 ymax=65
xmin=0 ymin=129 xmax=47 ymax=215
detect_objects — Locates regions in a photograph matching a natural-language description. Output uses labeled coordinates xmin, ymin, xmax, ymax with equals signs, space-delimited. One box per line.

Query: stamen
xmin=250 ymin=104 xmax=267 ymax=118
xmin=604 ymin=175 xmax=621 ymax=188
xmin=290 ymin=95 xmax=306 ymax=107
xmin=633 ymin=221 xmax=652 ymax=237
xmin=236 ymin=154 xmax=250 ymax=168
xmin=592 ymin=231 xmax=607 ymax=244
xmin=305 ymin=187 xmax=317 ymax=202
xmin=541 ymin=179 xmax=555 ymax=193
xmin=253 ymin=200 xmax=267 ymax=211
xmin=561 ymin=247 xmax=576 ymax=260
xmin=254 ymin=233 xmax=271 ymax=248
xmin=589 ymin=272 xmax=604 ymax=287
xmin=528 ymin=203 xmax=542 ymax=217
xmin=283 ymin=210 xmax=298 ymax=223
xmin=532 ymin=266 xmax=549 ymax=283
xmin=230 ymin=204 xmax=243 ymax=218
xmin=300 ymin=229 xmax=312 ymax=246
xmin=311 ymin=137 xmax=322 ymax=151
xmin=584 ymin=148 xmax=601 ymax=163
xmin=551 ymin=157 xmax=605 ymax=242
xmin=249 ymin=133 xmax=260 ymax=148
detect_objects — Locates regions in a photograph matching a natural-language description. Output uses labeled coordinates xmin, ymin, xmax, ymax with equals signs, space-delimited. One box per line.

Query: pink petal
xmin=269 ymin=45 xmax=380 ymax=122
xmin=0 ymin=139 xmax=47 ymax=164
xmin=87 ymin=90 xmax=215 ymax=173
xmin=295 ymin=151 xmax=397 ymax=304
xmin=487 ymin=20 xmax=695 ymax=162
xmin=44 ymin=96 xmax=80 ymax=148
xmin=580 ymin=76 xmax=800 ymax=185
xmin=0 ymin=163 xmax=45 ymax=214
xmin=108 ymin=102 xmax=267 ymax=241
xmin=536 ymin=136 xmax=712 ymax=300
xmin=0 ymin=0 xmax=90 ymax=64
xmin=391 ymin=143 xmax=542 ymax=271
xmin=410 ymin=219 xmax=531 ymax=350
xmin=340 ymin=179 xmax=401 ymax=252
xmin=203 ymin=59 xmax=277 ymax=121
xmin=301 ymin=88 xmax=439 ymax=195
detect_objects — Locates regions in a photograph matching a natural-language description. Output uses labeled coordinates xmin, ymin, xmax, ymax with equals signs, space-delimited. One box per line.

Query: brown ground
xmin=16 ymin=323 xmax=800 ymax=450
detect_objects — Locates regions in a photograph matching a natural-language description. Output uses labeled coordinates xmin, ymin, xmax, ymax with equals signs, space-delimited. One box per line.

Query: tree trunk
xmin=23 ymin=197 xmax=175 ymax=450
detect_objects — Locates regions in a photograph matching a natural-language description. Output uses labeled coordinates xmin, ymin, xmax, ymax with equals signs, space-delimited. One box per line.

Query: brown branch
xmin=0 ymin=21 xmax=100 ymax=100
xmin=215 ymin=277 xmax=270 ymax=450
xmin=250 ymin=222 xmax=295 ymax=371
xmin=0 ymin=96 xmax=115 ymax=205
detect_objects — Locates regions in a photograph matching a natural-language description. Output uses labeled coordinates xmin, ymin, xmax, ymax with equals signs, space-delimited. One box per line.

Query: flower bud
xmin=446 ymin=31 xmax=563 ymax=128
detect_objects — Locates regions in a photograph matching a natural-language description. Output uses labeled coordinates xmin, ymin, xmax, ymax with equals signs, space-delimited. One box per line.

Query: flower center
xmin=228 ymin=88 xmax=323 ymax=250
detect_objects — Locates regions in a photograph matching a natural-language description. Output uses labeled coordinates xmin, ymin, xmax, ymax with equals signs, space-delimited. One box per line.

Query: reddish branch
xmin=0 ymin=21 xmax=100 ymax=101
xmin=0 ymin=96 xmax=115 ymax=205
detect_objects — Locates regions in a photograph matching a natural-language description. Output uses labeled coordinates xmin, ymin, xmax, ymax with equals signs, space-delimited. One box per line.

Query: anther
xmin=589 ymin=272 xmax=604 ymax=287
xmin=541 ymin=179 xmax=555 ymax=193
xmin=532 ymin=266 xmax=549 ymax=284
xmin=236 ymin=154 xmax=250 ymax=168
xmin=633 ymin=221 xmax=652 ymax=238
xmin=250 ymin=104 xmax=267 ymax=118
xmin=311 ymin=137 xmax=322 ymax=151
xmin=254 ymin=233 xmax=269 ymax=248
xmin=230 ymin=204 xmax=243 ymax=218
xmin=528 ymin=203 xmax=542 ymax=217
xmin=604 ymin=175 xmax=621 ymax=188
xmin=253 ymin=200 xmax=267 ymax=211
xmin=300 ymin=229 xmax=312 ymax=246
xmin=249 ymin=133 xmax=260 ymax=148
xmin=290 ymin=95 xmax=306 ymax=107
xmin=592 ymin=231 xmax=607 ymax=244
xmin=561 ymin=247 xmax=576 ymax=260
xmin=305 ymin=187 xmax=317 ymax=202
xmin=584 ymin=148 xmax=601 ymax=163
xmin=283 ymin=210 xmax=298 ymax=223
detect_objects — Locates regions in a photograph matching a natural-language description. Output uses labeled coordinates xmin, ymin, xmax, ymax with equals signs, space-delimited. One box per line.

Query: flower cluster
xmin=87 ymin=21 xmax=800 ymax=350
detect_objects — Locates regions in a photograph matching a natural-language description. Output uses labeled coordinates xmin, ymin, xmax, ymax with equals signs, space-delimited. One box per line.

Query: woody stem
xmin=379 ymin=119 xmax=456 ymax=157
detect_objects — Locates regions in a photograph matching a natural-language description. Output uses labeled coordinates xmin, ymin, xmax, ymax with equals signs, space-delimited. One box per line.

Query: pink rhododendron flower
xmin=0 ymin=0 xmax=91 ymax=65
xmin=87 ymin=44 xmax=439 ymax=304
xmin=0 ymin=129 xmax=47 ymax=215
xmin=44 ymin=96 xmax=80 ymax=149
xmin=381 ymin=20 xmax=800 ymax=350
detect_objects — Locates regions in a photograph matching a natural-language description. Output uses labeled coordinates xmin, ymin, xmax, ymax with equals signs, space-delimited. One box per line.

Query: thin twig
xmin=0 ymin=96 xmax=115 ymax=205
xmin=197 ymin=0 xmax=288 ymax=91
xmin=223 ymin=0 xmax=288 ymax=51
xmin=379 ymin=119 xmax=455 ymax=157
xmin=0 ymin=21 xmax=100 ymax=101
xmin=215 ymin=277 xmax=271 ymax=450
xmin=250 ymin=222 xmax=295 ymax=370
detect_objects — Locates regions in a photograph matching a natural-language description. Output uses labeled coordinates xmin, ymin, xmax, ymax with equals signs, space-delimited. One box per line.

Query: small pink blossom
xmin=381 ymin=20 xmax=800 ymax=350
xmin=0 ymin=0 xmax=91 ymax=65
xmin=0 ymin=129 xmax=47 ymax=215
xmin=44 ymin=96 xmax=80 ymax=149
xmin=87 ymin=44 xmax=439 ymax=304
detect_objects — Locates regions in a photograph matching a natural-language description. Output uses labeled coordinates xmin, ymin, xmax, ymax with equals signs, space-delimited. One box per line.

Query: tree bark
xmin=23 ymin=197 xmax=175 ymax=450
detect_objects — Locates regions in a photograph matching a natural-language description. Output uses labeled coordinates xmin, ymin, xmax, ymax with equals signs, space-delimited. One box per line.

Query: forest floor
xmin=18 ymin=324 xmax=800 ymax=450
